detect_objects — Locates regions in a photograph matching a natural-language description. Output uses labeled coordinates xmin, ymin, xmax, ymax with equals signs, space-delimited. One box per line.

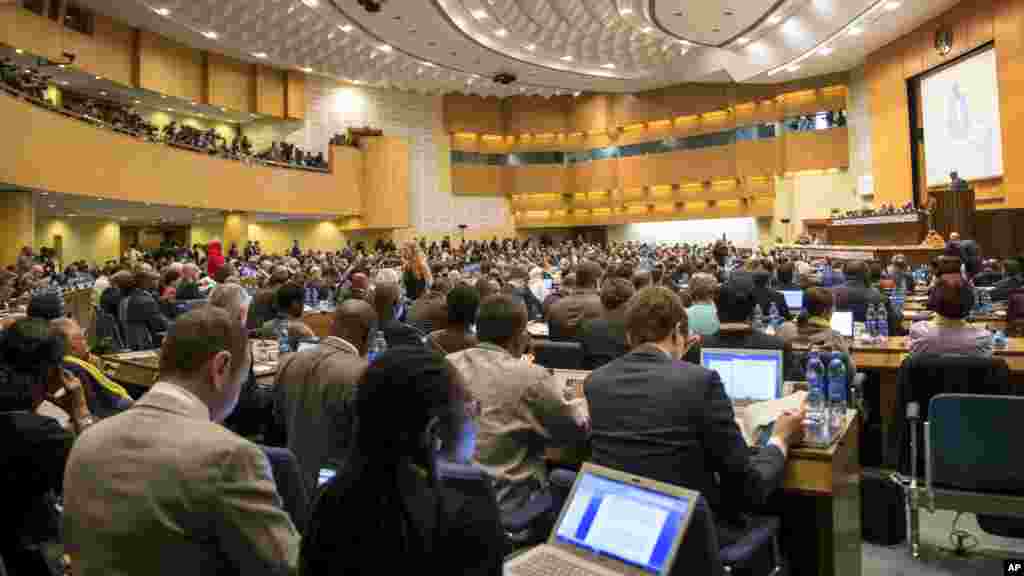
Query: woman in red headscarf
xmin=206 ymin=240 xmax=225 ymax=280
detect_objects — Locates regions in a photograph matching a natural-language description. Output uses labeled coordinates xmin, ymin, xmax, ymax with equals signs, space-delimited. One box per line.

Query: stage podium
xmin=929 ymin=183 xmax=975 ymax=240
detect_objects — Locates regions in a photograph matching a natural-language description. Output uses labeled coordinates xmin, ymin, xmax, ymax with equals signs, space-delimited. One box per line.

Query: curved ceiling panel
xmin=651 ymin=0 xmax=783 ymax=47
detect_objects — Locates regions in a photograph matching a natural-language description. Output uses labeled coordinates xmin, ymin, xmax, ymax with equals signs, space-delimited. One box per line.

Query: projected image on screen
xmin=922 ymin=48 xmax=1004 ymax=187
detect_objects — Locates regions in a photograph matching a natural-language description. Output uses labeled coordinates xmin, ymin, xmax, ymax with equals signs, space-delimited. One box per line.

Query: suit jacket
xmin=832 ymin=282 xmax=903 ymax=335
xmin=702 ymin=324 xmax=800 ymax=381
xmin=250 ymin=287 xmax=278 ymax=330
xmin=426 ymin=329 xmax=478 ymax=355
xmin=63 ymin=382 xmax=300 ymax=576
xmin=273 ymin=337 xmax=367 ymax=496
xmin=546 ymin=289 xmax=604 ymax=341
xmin=991 ymin=275 xmax=1023 ymax=302
xmin=124 ymin=289 xmax=169 ymax=339
xmin=175 ymin=281 xmax=201 ymax=302
xmin=751 ymin=285 xmax=790 ymax=319
xmin=407 ymin=293 xmax=449 ymax=336
xmin=579 ymin=315 xmax=629 ymax=370
xmin=585 ymin=346 xmax=786 ymax=527
xmin=381 ymin=318 xmax=425 ymax=348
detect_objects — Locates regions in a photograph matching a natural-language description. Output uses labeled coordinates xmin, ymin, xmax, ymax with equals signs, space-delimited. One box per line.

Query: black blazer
xmin=381 ymin=319 xmax=425 ymax=349
xmin=585 ymin=346 xmax=786 ymax=527
xmin=751 ymin=286 xmax=790 ymax=319
xmin=124 ymin=290 xmax=170 ymax=335
xmin=832 ymin=282 xmax=903 ymax=335
xmin=578 ymin=316 xmax=629 ymax=370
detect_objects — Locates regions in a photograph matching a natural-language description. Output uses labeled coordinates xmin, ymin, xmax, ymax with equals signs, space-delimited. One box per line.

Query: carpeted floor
xmin=862 ymin=509 xmax=1022 ymax=576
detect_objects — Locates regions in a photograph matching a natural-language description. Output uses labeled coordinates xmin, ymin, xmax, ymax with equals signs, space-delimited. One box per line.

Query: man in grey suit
xmin=63 ymin=307 xmax=300 ymax=576
xmin=273 ymin=299 xmax=377 ymax=495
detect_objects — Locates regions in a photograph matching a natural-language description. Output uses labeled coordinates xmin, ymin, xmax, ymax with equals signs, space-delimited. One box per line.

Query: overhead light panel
xmin=640 ymin=26 xmax=652 ymax=33
xmin=153 ymin=7 xmax=171 ymax=16
xmin=786 ymin=65 xmax=800 ymax=72
xmin=301 ymin=0 xmax=319 ymax=7
xmin=848 ymin=26 xmax=862 ymax=36
xmin=884 ymin=1 xmax=901 ymax=10
xmin=300 ymin=67 xmax=313 ymax=73
xmin=819 ymin=46 xmax=834 ymax=56
xmin=560 ymin=55 xmax=574 ymax=61
xmin=601 ymin=62 xmax=616 ymax=69
xmin=767 ymin=14 xmax=782 ymax=24
xmin=134 ymin=100 xmax=141 ymax=104
xmin=15 ymin=49 xmax=23 ymax=54
xmin=524 ymin=43 xmax=536 ymax=51
xmin=252 ymin=51 xmax=269 ymax=58
xmin=202 ymin=30 xmax=218 ymax=39
xmin=619 ymin=7 xmax=633 ymax=15
xmin=736 ymin=37 xmax=749 ymax=45
xmin=378 ymin=44 xmax=393 ymax=53
xmin=471 ymin=9 xmax=489 ymax=19
xmin=338 ymin=23 xmax=353 ymax=32
xmin=421 ymin=61 xmax=436 ymax=67
xmin=494 ymin=28 xmax=507 ymax=37
xmin=99 ymin=91 xmax=107 ymax=96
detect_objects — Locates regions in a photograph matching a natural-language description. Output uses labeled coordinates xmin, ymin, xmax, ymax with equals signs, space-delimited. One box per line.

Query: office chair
xmin=259 ymin=445 xmax=310 ymax=535
xmin=532 ymin=340 xmax=583 ymax=371
xmin=93 ymin=307 xmax=125 ymax=351
xmin=905 ymin=394 xmax=1024 ymax=558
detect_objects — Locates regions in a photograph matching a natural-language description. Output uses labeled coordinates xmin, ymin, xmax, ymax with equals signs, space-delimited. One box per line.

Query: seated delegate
xmin=909 ymin=274 xmax=992 ymax=357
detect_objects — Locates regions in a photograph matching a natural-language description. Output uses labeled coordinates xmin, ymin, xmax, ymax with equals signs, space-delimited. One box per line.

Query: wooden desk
xmin=101 ymin=343 xmax=279 ymax=392
xmin=826 ymin=213 xmax=927 ymax=247
xmin=303 ymin=310 xmax=334 ymax=339
xmin=779 ymin=244 xmax=944 ymax=266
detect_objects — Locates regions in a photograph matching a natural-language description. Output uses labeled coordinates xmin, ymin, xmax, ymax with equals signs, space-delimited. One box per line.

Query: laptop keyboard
xmin=510 ymin=550 xmax=603 ymax=576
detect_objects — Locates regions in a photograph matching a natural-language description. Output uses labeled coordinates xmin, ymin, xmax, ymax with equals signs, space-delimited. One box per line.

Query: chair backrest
xmin=929 ymin=394 xmax=1024 ymax=494
xmin=532 ymin=339 xmax=583 ymax=371
xmin=893 ymin=354 xmax=1011 ymax=473
xmin=1007 ymin=290 xmax=1024 ymax=325
xmin=259 ymin=445 xmax=310 ymax=534
xmin=94 ymin=308 xmax=124 ymax=350
xmin=122 ymin=322 xmax=154 ymax=351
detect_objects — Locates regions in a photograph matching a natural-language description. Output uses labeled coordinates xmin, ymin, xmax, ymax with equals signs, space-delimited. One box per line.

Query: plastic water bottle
xmin=752 ymin=304 xmax=764 ymax=333
xmin=893 ymin=283 xmax=906 ymax=314
xmin=827 ymin=351 xmax=848 ymax=434
xmin=275 ymin=319 xmax=292 ymax=355
xmin=877 ymin=304 xmax=889 ymax=340
xmin=805 ymin=349 xmax=827 ymax=443
xmin=768 ymin=302 xmax=780 ymax=328
xmin=981 ymin=289 xmax=992 ymax=315
xmin=865 ymin=304 xmax=877 ymax=340
xmin=368 ymin=330 xmax=388 ymax=363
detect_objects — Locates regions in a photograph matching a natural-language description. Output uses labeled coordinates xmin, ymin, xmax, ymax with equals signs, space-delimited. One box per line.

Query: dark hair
xmin=575 ymin=261 xmax=602 ymax=289
xmin=716 ymin=283 xmax=756 ymax=323
xmin=447 ymin=284 xmax=480 ymax=327
xmin=476 ymin=294 xmax=527 ymax=345
xmin=275 ymin=282 xmax=305 ymax=314
xmin=159 ymin=307 xmax=248 ymax=382
xmin=777 ymin=262 xmax=795 ymax=285
xmin=803 ymin=287 xmax=833 ymax=319
xmin=0 ymin=318 xmax=65 ymax=410
xmin=601 ymin=277 xmax=635 ymax=311
xmin=928 ymin=274 xmax=973 ymax=319
xmin=625 ymin=287 xmax=686 ymax=346
xmin=302 ymin=347 xmax=469 ymax=575
xmin=632 ymin=271 xmax=652 ymax=292
xmin=843 ymin=261 xmax=868 ymax=286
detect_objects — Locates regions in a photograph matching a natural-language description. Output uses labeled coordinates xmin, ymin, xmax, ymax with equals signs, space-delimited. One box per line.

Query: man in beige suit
xmin=273 ymin=299 xmax=377 ymax=495
xmin=63 ymin=307 xmax=300 ymax=576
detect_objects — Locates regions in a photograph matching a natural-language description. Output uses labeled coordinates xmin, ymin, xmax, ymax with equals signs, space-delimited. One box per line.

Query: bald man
xmin=271 ymin=300 xmax=377 ymax=495
xmin=373 ymin=282 xmax=425 ymax=348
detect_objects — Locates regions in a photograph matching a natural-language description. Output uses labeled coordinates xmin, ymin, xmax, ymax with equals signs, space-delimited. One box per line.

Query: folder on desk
xmin=734 ymin=391 xmax=807 ymax=447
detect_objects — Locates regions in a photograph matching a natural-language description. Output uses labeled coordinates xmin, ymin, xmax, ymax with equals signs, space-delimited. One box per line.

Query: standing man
xmin=63 ymin=307 xmax=300 ymax=576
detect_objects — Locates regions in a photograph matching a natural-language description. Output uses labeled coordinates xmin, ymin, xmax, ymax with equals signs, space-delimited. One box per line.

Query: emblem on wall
xmin=935 ymin=27 xmax=954 ymax=56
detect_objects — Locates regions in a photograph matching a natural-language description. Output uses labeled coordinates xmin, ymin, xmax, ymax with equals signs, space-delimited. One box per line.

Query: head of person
xmin=429 ymin=278 xmax=452 ymax=298
xmin=0 ymin=318 xmax=66 ymax=411
xmin=447 ymin=284 xmax=481 ymax=329
xmin=624 ymin=287 xmax=691 ymax=360
xmin=209 ymin=283 xmax=252 ymax=327
xmin=135 ymin=270 xmax=160 ymax=293
xmin=689 ymin=273 xmax=718 ymax=304
xmin=275 ymin=282 xmax=306 ymax=319
xmin=50 ymin=317 xmax=89 ymax=361
xmin=476 ymin=294 xmax=529 ymax=356
xmin=162 ymin=268 xmax=181 ymax=290
xmin=777 ymin=261 xmax=795 ymax=286
xmin=309 ymin=266 xmax=322 ymax=281
xmin=600 ymin=277 xmax=635 ymax=312
xmin=889 ymin=255 xmax=908 ymax=276
xmin=181 ymin=262 xmax=199 ymax=282
xmin=213 ymin=263 xmax=237 ymax=284
xmin=158 ymin=307 xmax=249 ymax=422
xmin=928 ymin=274 xmax=974 ymax=320
xmin=28 ymin=291 xmax=65 ymax=321
xmin=843 ymin=261 xmax=869 ymax=287
xmin=270 ymin=266 xmax=291 ymax=286
xmin=935 ymin=255 xmax=962 ymax=276
xmin=331 ymin=299 xmax=378 ymax=356
xmin=1004 ymin=259 xmax=1022 ymax=278
xmin=373 ymin=282 xmax=401 ymax=323
xmin=716 ymin=283 xmax=756 ymax=324
xmin=632 ymin=271 xmax=652 ymax=292
xmin=803 ymin=287 xmax=835 ymax=321
xmin=575 ymin=260 xmax=601 ymax=290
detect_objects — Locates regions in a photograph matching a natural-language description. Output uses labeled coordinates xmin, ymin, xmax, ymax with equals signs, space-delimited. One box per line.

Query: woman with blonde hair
xmin=402 ymin=242 xmax=433 ymax=301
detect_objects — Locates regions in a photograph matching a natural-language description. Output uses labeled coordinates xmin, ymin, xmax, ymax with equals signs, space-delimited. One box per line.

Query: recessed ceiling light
xmin=300 ymin=67 xmax=313 ymax=73
xmin=601 ymin=62 xmax=616 ymax=69
xmin=338 ymin=24 xmax=353 ymax=32
xmin=884 ymin=1 xmax=901 ymax=10
xmin=736 ymin=37 xmax=749 ymax=45
xmin=524 ymin=43 xmax=536 ymax=51
xmin=95 ymin=75 xmax=102 ymax=80
xmin=619 ymin=7 xmax=633 ymax=15
xmin=166 ymin=108 xmax=174 ymax=112
xmin=15 ymin=49 xmax=23 ymax=54
xmin=767 ymin=14 xmax=783 ymax=24
xmin=60 ymin=81 xmax=70 ymax=86
xmin=560 ymin=55 xmax=574 ymax=61
xmin=161 ymin=94 xmax=167 ymax=99
xmin=640 ymin=26 xmax=653 ymax=33
xmin=301 ymin=0 xmax=319 ymax=7
xmin=494 ymin=28 xmax=508 ymax=37
xmin=573 ymin=91 xmax=582 ymax=97
xmin=58 ymin=64 xmax=66 ymax=69
xmin=48 ymin=204 xmax=55 ymax=208
xmin=220 ymin=107 xmax=227 ymax=112
xmin=786 ymin=65 xmax=800 ymax=72
xmin=134 ymin=100 xmax=141 ymax=104
xmin=99 ymin=91 xmax=107 ymax=96
xmin=819 ymin=46 xmax=834 ymax=56
xmin=153 ymin=7 xmax=171 ymax=16
xmin=421 ymin=61 xmax=436 ymax=67
xmin=848 ymin=26 xmax=862 ymax=36
xmin=471 ymin=9 xmax=489 ymax=19
xmin=202 ymin=30 xmax=218 ymax=40
xmin=378 ymin=44 xmax=393 ymax=53
xmin=252 ymin=52 xmax=268 ymax=58
xmin=190 ymin=101 xmax=197 ymax=106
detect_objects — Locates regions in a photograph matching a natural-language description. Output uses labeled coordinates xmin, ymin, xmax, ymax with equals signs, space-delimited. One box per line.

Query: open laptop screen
xmin=701 ymin=348 xmax=783 ymax=402
xmin=781 ymin=290 xmax=803 ymax=310
xmin=831 ymin=311 xmax=854 ymax=338
xmin=554 ymin=471 xmax=691 ymax=573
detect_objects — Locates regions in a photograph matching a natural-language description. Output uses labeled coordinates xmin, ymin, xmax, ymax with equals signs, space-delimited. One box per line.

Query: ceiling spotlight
xmin=767 ymin=14 xmax=782 ymax=24
xmin=421 ymin=61 xmax=436 ymax=67
xmin=640 ymin=26 xmax=652 ymax=33
xmin=573 ymin=91 xmax=581 ymax=97
xmin=786 ymin=65 xmax=800 ymax=72
xmin=619 ymin=7 xmax=633 ymax=15
xmin=15 ymin=49 xmax=23 ymax=54
xmin=819 ymin=46 xmax=834 ymax=56
xmin=494 ymin=28 xmax=508 ymax=37
xmin=95 ymin=75 xmax=102 ymax=80
xmin=378 ymin=44 xmax=393 ymax=53
xmin=166 ymin=107 xmax=173 ymax=112
xmin=202 ymin=30 xmax=218 ymax=40
xmin=60 ymin=80 xmax=70 ymax=86
xmin=58 ymin=64 xmax=66 ymax=69
xmin=99 ymin=91 xmax=107 ymax=96
xmin=680 ymin=47 xmax=689 ymax=56
xmin=848 ymin=26 xmax=862 ymax=36
xmin=161 ymin=94 xmax=168 ymax=99
xmin=134 ymin=100 xmax=141 ymax=104
xmin=153 ymin=7 xmax=171 ymax=16
xmin=48 ymin=204 xmax=55 ymax=208
xmin=220 ymin=107 xmax=227 ymax=112
xmin=338 ymin=23 xmax=353 ymax=32
xmin=884 ymin=1 xmax=901 ymax=10
xmin=471 ymin=9 xmax=489 ymax=19
xmin=524 ymin=43 xmax=536 ymax=51
xmin=301 ymin=0 xmax=319 ymax=7
xmin=601 ymin=62 xmax=616 ymax=69
xmin=736 ymin=37 xmax=749 ymax=45
xmin=252 ymin=51 xmax=268 ymax=58
xmin=560 ymin=55 xmax=574 ymax=61
xmin=300 ymin=67 xmax=313 ymax=73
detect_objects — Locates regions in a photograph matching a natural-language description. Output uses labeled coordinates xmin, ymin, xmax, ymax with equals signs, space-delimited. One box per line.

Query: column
xmin=0 ymin=189 xmax=35 ymax=268
xmin=223 ymin=212 xmax=250 ymax=256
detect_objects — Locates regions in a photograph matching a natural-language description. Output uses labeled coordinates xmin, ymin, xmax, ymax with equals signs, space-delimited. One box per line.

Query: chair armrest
xmin=851 ymin=372 xmax=869 ymax=421
xmin=501 ymin=491 xmax=553 ymax=534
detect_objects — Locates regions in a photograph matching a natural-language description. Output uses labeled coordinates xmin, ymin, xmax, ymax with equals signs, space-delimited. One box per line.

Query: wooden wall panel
xmin=137 ymin=30 xmax=203 ymax=102
xmin=61 ymin=14 xmax=135 ymax=86
xmin=503 ymin=95 xmax=569 ymax=134
xmin=571 ymin=94 xmax=611 ymax=133
xmin=444 ymin=93 xmax=503 ymax=134
xmin=360 ymin=137 xmax=409 ymax=228
xmin=0 ymin=5 xmax=63 ymax=61
xmin=506 ymin=165 xmax=566 ymax=195
xmin=286 ymin=72 xmax=305 ymax=120
xmin=208 ymin=53 xmax=255 ymax=113
xmin=452 ymin=165 xmax=505 ymax=196
xmin=736 ymin=140 xmax=781 ymax=177
xmin=784 ymin=130 xmax=850 ymax=173
xmin=255 ymin=65 xmax=286 ymax=118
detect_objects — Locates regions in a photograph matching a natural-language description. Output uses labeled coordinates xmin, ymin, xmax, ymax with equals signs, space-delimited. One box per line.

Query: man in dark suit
xmin=373 ymin=282 xmax=424 ymax=348
xmin=751 ymin=267 xmax=790 ymax=319
xmin=579 ymin=277 xmax=634 ymax=370
xmin=406 ymin=279 xmax=451 ymax=335
xmin=832 ymin=261 xmax=902 ymax=335
xmin=991 ymin=259 xmax=1023 ymax=301
xmin=546 ymin=260 xmax=604 ymax=340
xmin=124 ymin=271 xmax=169 ymax=348
xmin=585 ymin=287 xmax=805 ymax=545
xmin=775 ymin=261 xmax=801 ymax=292
xmin=703 ymin=282 xmax=799 ymax=380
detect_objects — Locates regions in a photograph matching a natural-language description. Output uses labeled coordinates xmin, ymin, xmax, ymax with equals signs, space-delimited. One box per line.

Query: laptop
xmin=781 ymin=290 xmax=803 ymax=311
xmin=830 ymin=311 xmax=854 ymax=338
xmin=504 ymin=463 xmax=699 ymax=576
xmin=700 ymin=348 xmax=784 ymax=403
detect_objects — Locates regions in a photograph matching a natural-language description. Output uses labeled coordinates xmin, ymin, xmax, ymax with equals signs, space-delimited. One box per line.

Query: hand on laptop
xmin=772 ymin=408 xmax=807 ymax=450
